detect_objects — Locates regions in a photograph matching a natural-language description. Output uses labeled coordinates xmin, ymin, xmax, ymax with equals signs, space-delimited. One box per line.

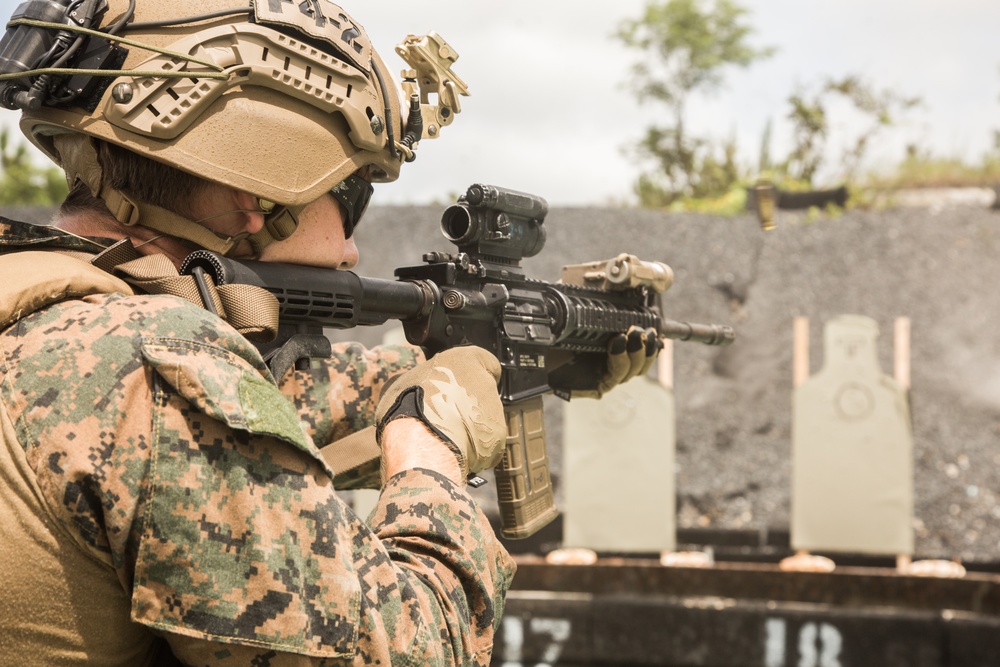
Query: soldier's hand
xmin=375 ymin=346 xmax=506 ymax=478
xmin=549 ymin=326 xmax=661 ymax=399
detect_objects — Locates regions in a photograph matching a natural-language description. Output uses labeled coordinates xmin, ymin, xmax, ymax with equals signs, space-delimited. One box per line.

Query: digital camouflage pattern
xmin=279 ymin=342 xmax=424 ymax=446
xmin=0 ymin=221 xmax=514 ymax=665
xmin=279 ymin=342 xmax=424 ymax=489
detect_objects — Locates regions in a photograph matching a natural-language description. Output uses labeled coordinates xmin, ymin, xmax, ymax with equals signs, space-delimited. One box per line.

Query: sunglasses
xmin=330 ymin=173 xmax=373 ymax=239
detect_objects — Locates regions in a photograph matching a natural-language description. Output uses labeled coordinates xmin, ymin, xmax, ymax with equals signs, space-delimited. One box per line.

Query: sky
xmin=0 ymin=0 xmax=997 ymax=205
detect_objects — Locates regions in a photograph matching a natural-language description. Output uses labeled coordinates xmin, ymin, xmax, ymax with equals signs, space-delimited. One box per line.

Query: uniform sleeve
xmin=3 ymin=291 xmax=513 ymax=667
xmin=278 ymin=342 xmax=424 ymax=447
xmin=147 ymin=433 xmax=515 ymax=667
xmin=364 ymin=469 xmax=517 ymax=667
xmin=153 ymin=465 xmax=515 ymax=667
xmin=133 ymin=336 xmax=513 ymax=666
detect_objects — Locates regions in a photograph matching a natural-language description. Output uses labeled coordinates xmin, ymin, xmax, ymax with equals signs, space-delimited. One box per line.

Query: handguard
xmin=493 ymin=252 xmax=679 ymax=540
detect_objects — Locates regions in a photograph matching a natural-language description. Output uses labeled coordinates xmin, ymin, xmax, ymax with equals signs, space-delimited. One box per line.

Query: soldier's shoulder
xmin=0 ymin=291 xmax=276 ymax=433
xmin=7 ymin=289 xmax=266 ymax=369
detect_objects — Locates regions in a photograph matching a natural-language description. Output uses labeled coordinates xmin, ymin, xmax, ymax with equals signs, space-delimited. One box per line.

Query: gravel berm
xmin=351 ymin=201 xmax=1000 ymax=563
xmin=4 ymin=201 xmax=998 ymax=562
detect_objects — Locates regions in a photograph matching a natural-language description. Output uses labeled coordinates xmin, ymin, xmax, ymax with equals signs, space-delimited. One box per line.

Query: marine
xmin=0 ymin=1 xmax=653 ymax=664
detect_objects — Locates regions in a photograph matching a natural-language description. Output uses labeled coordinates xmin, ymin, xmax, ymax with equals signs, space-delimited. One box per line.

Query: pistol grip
xmin=494 ymin=395 xmax=559 ymax=540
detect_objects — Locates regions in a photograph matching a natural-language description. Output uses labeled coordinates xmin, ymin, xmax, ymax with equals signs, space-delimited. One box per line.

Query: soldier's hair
xmin=60 ymin=141 xmax=207 ymax=219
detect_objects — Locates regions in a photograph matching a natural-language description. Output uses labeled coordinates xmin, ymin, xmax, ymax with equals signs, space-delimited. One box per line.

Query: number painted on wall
xmin=766 ymin=618 xmax=843 ymax=667
xmin=502 ymin=616 xmax=572 ymax=667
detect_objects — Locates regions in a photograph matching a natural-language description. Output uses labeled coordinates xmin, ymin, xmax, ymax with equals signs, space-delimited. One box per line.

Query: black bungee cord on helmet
xmin=0 ymin=0 xmax=256 ymax=112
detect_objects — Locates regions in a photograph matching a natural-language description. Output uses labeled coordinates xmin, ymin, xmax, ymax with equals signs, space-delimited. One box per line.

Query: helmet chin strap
xmin=246 ymin=203 xmax=305 ymax=256
xmin=54 ymin=133 xmax=303 ymax=258
xmin=99 ymin=184 xmax=250 ymax=256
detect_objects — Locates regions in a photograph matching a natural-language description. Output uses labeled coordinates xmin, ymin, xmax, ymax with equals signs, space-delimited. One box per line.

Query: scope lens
xmin=441 ymin=205 xmax=474 ymax=243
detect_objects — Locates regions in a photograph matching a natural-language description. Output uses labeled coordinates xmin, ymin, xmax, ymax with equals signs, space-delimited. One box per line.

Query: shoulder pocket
xmin=134 ymin=337 xmax=361 ymax=657
xmin=140 ymin=337 xmax=319 ymax=459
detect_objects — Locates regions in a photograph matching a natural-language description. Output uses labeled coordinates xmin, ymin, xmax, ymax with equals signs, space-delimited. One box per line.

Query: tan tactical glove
xmin=548 ymin=326 xmax=661 ymax=399
xmin=375 ymin=346 xmax=506 ymax=477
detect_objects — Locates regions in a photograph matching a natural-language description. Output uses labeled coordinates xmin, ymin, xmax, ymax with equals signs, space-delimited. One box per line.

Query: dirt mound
xmin=352 ymin=202 xmax=1000 ymax=562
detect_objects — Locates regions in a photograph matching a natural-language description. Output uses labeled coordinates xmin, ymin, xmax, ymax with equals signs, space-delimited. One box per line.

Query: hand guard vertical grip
xmin=494 ymin=396 xmax=559 ymax=539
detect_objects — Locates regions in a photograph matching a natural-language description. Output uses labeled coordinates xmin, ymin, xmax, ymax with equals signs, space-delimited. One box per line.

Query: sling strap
xmin=88 ymin=240 xmax=280 ymax=344
xmin=322 ymin=426 xmax=381 ymax=490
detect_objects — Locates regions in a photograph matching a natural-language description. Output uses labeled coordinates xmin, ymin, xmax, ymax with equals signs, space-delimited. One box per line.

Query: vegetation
xmin=870 ymin=138 xmax=1000 ymax=190
xmin=615 ymin=0 xmax=774 ymax=207
xmin=0 ymin=127 xmax=67 ymax=206
xmin=781 ymin=75 xmax=922 ymax=187
xmin=617 ymin=0 xmax=996 ymax=216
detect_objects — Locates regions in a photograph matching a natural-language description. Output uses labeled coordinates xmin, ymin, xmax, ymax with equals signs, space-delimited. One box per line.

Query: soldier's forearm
xmin=380 ymin=417 xmax=462 ymax=485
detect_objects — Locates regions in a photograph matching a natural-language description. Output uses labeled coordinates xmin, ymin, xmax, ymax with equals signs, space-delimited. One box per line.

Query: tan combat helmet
xmin=0 ymin=0 xmax=468 ymax=254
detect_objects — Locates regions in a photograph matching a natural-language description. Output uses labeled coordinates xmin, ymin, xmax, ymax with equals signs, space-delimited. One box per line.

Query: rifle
xmin=180 ymin=183 xmax=734 ymax=539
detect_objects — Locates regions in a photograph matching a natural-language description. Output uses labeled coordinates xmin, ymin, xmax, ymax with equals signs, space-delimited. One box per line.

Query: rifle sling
xmin=104 ymin=250 xmax=280 ymax=345
xmin=319 ymin=426 xmax=381 ymax=490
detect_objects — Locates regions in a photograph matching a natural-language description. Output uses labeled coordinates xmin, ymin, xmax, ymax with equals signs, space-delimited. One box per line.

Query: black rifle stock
xmin=180 ymin=183 xmax=734 ymax=539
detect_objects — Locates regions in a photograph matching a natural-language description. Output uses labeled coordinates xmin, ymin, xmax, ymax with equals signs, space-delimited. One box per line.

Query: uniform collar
xmin=0 ymin=217 xmax=115 ymax=254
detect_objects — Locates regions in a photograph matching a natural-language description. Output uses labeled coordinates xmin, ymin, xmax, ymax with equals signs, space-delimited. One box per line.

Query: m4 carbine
xmin=180 ymin=183 xmax=734 ymax=539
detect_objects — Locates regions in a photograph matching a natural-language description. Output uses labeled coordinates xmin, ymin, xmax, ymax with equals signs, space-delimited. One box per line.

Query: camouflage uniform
xmin=0 ymin=219 xmax=516 ymax=666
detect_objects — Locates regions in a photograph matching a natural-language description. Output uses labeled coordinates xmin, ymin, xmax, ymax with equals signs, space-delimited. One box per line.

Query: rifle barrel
xmin=660 ymin=319 xmax=735 ymax=346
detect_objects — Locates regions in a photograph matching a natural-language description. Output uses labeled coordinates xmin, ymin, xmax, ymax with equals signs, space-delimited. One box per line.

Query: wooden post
xmin=894 ymin=317 xmax=911 ymax=392
xmin=894 ymin=316 xmax=912 ymax=573
xmin=657 ymin=339 xmax=674 ymax=390
xmin=793 ymin=316 xmax=810 ymax=389
xmin=788 ymin=317 xmax=815 ymax=564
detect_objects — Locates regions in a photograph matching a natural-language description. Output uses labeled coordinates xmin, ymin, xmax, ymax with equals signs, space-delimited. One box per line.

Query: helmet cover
xmin=11 ymin=0 xmax=466 ymax=207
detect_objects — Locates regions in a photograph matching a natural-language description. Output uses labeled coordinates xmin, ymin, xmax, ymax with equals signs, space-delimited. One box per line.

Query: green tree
xmin=829 ymin=76 xmax=921 ymax=183
xmin=783 ymin=75 xmax=921 ymax=186
xmin=0 ymin=127 xmax=67 ymax=205
xmin=616 ymin=0 xmax=774 ymax=205
xmin=784 ymin=89 xmax=827 ymax=184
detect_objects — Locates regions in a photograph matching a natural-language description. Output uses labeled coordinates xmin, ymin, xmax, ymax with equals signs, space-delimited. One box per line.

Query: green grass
xmin=867 ymin=155 xmax=1000 ymax=190
xmin=663 ymin=155 xmax=1000 ymax=216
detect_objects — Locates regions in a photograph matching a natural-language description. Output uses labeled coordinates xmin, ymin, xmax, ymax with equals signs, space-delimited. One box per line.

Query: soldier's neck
xmin=54 ymin=209 xmax=196 ymax=268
